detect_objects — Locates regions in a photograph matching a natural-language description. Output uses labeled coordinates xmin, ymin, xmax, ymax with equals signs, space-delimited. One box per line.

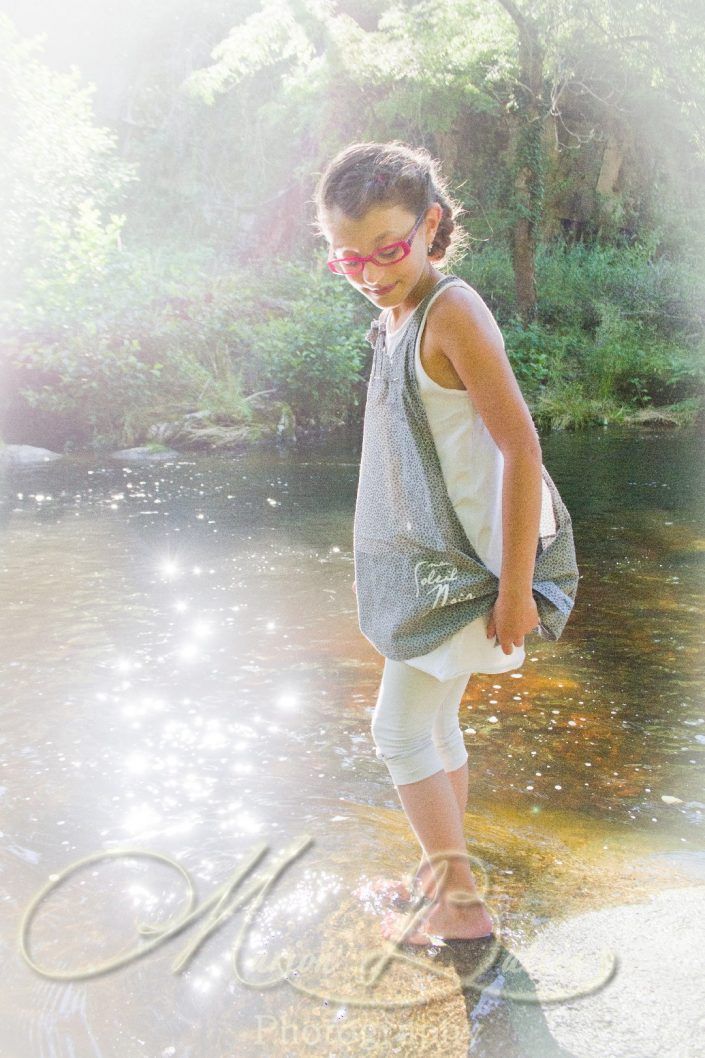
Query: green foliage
xmin=457 ymin=243 xmax=519 ymax=321
xmin=532 ymin=383 xmax=625 ymax=431
xmin=183 ymin=0 xmax=315 ymax=105
xmin=3 ymin=242 xmax=371 ymax=445
xmin=12 ymin=332 xmax=163 ymax=445
xmin=2 ymin=0 xmax=705 ymax=443
xmin=586 ymin=303 xmax=705 ymax=405
xmin=499 ymin=318 xmax=576 ymax=394
xmin=223 ymin=259 xmax=369 ymax=429
xmin=535 ymin=240 xmax=705 ymax=339
xmin=0 ymin=14 xmax=138 ymax=311
xmin=455 ymin=238 xmax=705 ymax=420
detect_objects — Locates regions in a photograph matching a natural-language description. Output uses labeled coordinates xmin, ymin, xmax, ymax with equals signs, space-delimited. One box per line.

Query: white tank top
xmin=382 ymin=282 xmax=526 ymax=680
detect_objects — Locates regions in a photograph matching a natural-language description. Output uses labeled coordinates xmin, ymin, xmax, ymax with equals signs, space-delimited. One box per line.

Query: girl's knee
xmin=371 ymin=706 xmax=438 ymax=775
xmin=432 ymin=725 xmax=468 ymax=773
xmin=374 ymin=737 xmax=446 ymax=785
xmin=371 ymin=713 xmax=430 ymax=757
xmin=370 ymin=659 xmax=459 ymax=782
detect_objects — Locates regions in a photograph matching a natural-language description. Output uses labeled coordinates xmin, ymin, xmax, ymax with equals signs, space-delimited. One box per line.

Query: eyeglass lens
xmin=331 ymin=244 xmax=408 ymax=273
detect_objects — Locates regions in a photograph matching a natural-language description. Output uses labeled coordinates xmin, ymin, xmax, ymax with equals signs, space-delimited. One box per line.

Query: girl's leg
xmin=371 ymin=660 xmax=491 ymax=934
xmin=404 ymin=671 xmax=472 ymax=897
xmin=431 ymin=669 xmax=471 ymax=817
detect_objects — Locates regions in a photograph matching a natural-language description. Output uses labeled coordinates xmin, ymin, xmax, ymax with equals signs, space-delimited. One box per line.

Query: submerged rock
xmin=0 ymin=444 xmax=63 ymax=465
xmin=143 ymin=399 xmax=298 ymax=450
xmin=109 ymin=446 xmax=181 ymax=461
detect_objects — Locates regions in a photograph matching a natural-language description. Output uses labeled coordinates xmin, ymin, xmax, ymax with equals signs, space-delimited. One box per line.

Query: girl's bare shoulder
xmin=426 ymin=280 xmax=503 ymax=348
xmin=426 ymin=279 xmax=540 ymax=454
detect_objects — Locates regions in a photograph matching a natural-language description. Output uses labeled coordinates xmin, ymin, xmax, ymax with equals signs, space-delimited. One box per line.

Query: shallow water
xmin=1 ymin=424 xmax=704 ymax=1057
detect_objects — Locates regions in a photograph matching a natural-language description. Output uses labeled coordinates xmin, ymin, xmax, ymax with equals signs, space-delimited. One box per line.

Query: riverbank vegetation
xmin=1 ymin=1 xmax=704 ymax=452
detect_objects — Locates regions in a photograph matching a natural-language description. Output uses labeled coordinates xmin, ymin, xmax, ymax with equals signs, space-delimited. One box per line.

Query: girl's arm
xmin=427 ymin=286 xmax=543 ymax=599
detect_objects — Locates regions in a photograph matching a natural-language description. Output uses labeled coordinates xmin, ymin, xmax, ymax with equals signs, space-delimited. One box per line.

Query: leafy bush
xmin=456 ymin=243 xmax=517 ymax=321
xmin=2 ymin=239 xmax=244 ymax=447
xmin=585 ymin=301 xmax=705 ymax=405
xmin=1 ymin=248 xmax=372 ymax=446
xmin=532 ymin=383 xmax=625 ymax=431
xmin=455 ymin=239 xmax=705 ymax=419
xmin=224 ymin=259 xmax=369 ymax=429
xmin=0 ymin=13 xmax=137 ymax=314
xmin=537 ymin=240 xmax=705 ymax=340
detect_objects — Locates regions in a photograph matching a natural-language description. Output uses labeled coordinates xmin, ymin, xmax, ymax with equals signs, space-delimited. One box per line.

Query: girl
xmin=312 ymin=141 xmax=577 ymax=945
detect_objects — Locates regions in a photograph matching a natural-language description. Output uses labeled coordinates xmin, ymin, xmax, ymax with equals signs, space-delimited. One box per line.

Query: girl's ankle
xmin=412 ymin=868 xmax=438 ymax=900
xmin=438 ymin=886 xmax=484 ymax=910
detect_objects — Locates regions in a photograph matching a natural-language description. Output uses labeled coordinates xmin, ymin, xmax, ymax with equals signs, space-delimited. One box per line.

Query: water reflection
xmin=1 ymin=425 xmax=704 ymax=1057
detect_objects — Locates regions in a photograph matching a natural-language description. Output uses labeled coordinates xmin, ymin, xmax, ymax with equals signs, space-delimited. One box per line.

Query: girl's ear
xmin=428 ymin=201 xmax=443 ymax=237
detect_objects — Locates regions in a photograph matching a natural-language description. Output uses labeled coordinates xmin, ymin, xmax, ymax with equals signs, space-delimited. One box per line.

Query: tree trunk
xmin=512 ymin=142 xmax=539 ymax=323
xmin=495 ymin=0 xmax=545 ymax=325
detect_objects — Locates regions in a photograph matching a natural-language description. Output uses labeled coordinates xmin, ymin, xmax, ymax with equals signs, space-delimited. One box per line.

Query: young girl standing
xmin=313 ymin=141 xmax=578 ymax=946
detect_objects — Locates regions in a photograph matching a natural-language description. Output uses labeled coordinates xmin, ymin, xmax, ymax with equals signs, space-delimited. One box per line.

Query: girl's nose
xmin=361 ymin=262 xmax=389 ymax=287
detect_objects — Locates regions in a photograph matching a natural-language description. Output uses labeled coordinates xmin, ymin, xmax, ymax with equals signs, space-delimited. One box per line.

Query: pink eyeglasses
xmin=327 ymin=211 xmax=427 ymax=275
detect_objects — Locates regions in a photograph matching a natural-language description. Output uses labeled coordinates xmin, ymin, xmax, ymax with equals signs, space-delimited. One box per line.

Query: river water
xmin=1 ymin=424 xmax=704 ymax=1057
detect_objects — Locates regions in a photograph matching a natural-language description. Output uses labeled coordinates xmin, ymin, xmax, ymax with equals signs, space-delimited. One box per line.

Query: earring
xmin=427 ymin=244 xmax=433 ymax=254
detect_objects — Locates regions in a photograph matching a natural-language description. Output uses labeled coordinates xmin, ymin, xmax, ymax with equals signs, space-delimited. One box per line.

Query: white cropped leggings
xmin=371 ymin=658 xmax=472 ymax=786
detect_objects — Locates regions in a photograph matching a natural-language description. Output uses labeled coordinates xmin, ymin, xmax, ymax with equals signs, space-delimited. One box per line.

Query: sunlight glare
xmin=125 ymin=752 xmax=150 ymax=774
xmin=122 ymin=804 xmax=161 ymax=834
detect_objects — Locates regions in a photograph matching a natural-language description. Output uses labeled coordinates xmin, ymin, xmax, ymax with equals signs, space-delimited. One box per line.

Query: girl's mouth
xmin=367 ymin=283 xmax=396 ymax=296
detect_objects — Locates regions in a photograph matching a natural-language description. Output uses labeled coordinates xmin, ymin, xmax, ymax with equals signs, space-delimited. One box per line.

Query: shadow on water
xmin=1 ymin=423 xmax=704 ymax=1057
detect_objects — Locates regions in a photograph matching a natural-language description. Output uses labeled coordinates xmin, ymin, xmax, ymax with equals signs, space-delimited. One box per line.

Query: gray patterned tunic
xmin=353 ymin=274 xmax=579 ymax=660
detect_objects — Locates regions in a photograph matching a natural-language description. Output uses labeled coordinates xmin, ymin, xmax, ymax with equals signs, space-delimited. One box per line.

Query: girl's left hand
xmin=486 ymin=587 xmax=540 ymax=655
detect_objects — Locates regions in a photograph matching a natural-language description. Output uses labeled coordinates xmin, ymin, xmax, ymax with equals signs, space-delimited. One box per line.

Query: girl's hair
xmin=312 ymin=140 xmax=470 ymax=268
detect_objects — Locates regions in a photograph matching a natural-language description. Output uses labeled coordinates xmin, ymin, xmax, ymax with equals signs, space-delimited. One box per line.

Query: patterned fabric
xmin=353 ymin=273 xmax=579 ymax=660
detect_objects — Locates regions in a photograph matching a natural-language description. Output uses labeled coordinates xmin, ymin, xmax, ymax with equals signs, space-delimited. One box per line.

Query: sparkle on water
xmin=1 ymin=428 xmax=704 ymax=1056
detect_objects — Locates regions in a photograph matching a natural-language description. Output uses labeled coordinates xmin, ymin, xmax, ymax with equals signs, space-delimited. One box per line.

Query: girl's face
xmin=322 ymin=202 xmax=442 ymax=307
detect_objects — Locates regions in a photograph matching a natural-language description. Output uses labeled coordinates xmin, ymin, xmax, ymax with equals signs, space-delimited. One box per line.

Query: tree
xmin=494 ymin=0 xmax=545 ymax=323
xmin=0 ymin=13 xmax=137 ymax=324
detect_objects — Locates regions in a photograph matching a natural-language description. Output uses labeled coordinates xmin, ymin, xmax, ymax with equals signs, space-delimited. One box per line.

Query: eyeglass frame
xmin=326 ymin=210 xmax=428 ymax=275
